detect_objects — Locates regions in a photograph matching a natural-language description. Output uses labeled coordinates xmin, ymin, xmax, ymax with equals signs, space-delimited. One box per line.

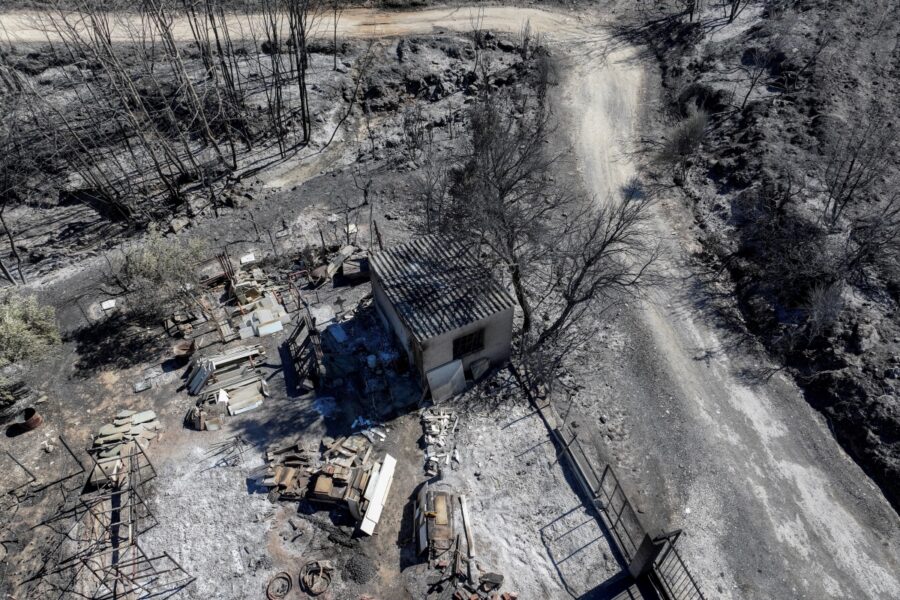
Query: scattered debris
xmin=421 ymin=408 xmax=459 ymax=476
xmin=260 ymin=439 xmax=315 ymax=501
xmin=185 ymin=344 xmax=264 ymax=395
xmin=344 ymin=553 xmax=377 ymax=585
xmin=260 ymin=433 xmax=395 ymax=535
xmin=239 ymin=295 xmax=291 ymax=338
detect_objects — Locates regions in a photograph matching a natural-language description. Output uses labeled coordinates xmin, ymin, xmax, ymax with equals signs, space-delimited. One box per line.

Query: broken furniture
xmin=417 ymin=489 xmax=516 ymax=600
xmin=369 ymin=235 xmax=516 ymax=399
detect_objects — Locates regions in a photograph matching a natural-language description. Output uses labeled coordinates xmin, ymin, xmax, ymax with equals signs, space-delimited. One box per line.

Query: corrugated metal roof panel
xmin=370 ymin=235 xmax=516 ymax=341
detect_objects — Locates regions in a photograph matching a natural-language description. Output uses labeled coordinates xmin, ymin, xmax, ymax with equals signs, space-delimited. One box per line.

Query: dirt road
xmin=3 ymin=5 xmax=898 ymax=599
xmin=0 ymin=6 xmax=581 ymax=43
xmin=551 ymin=16 xmax=900 ymax=600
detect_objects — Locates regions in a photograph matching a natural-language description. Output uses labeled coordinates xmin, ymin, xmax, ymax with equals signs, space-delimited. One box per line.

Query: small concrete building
xmin=370 ymin=235 xmax=515 ymax=397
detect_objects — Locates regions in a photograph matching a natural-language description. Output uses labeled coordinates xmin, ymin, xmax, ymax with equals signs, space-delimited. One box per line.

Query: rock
xmin=851 ymin=323 xmax=880 ymax=354
xmin=131 ymin=410 xmax=157 ymax=425
xmin=169 ymin=216 xmax=190 ymax=234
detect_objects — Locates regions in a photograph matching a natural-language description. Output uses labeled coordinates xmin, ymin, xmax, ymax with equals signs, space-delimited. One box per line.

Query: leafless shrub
xmin=402 ymin=105 xmax=430 ymax=161
xmin=738 ymin=47 xmax=775 ymax=109
xmin=803 ymin=280 xmax=844 ymax=340
xmin=413 ymin=148 xmax=451 ymax=235
xmin=657 ymin=109 xmax=708 ymax=177
xmin=725 ymin=0 xmax=751 ymax=22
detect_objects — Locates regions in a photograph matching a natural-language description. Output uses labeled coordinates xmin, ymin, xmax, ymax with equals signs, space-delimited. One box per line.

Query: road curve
xmin=2 ymin=5 xmax=898 ymax=599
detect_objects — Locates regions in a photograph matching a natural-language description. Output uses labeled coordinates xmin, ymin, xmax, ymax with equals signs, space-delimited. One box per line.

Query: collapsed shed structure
xmin=370 ymin=235 xmax=515 ymax=400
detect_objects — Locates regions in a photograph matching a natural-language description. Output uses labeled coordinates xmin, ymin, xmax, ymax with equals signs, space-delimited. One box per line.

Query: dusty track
xmin=2 ymin=5 xmax=898 ymax=599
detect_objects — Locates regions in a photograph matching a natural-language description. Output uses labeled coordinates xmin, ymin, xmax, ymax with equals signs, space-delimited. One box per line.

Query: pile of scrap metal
xmin=88 ymin=409 xmax=160 ymax=488
xmin=416 ymin=484 xmax=516 ymax=600
xmin=261 ymin=440 xmax=315 ymax=501
xmin=422 ymin=408 xmax=459 ymax=476
xmin=184 ymin=345 xmax=268 ymax=428
xmin=309 ymin=245 xmax=369 ymax=284
xmin=261 ymin=434 xmax=396 ymax=536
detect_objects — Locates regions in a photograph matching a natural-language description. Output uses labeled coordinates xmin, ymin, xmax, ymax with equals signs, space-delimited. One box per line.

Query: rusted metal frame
xmin=82 ymin=490 xmax=156 ymax=543
xmin=4 ymin=450 xmax=37 ymax=492
xmin=218 ymin=252 xmax=236 ymax=283
xmin=288 ymin=314 xmax=322 ymax=381
xmin=86 ymin=442 xmax=158 ymax=491
xmin=90 ymin=549 xmax=194 ymax=598
xmin=80 ymin=546 xmax=158 ymax=598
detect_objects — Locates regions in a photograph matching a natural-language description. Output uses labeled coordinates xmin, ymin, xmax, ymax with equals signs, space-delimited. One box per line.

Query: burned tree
xmin=420 ymin=82 xmax=657 ymax=360
xmin=822 ymin=116 xmax=895 ymax=229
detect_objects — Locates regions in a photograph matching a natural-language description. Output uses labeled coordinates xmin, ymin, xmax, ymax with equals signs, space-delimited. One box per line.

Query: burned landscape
xmin=1 ymin=2 xmax=899 ymax=600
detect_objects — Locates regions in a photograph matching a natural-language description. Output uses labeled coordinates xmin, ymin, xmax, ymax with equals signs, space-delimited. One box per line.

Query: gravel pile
xmin=344 ymin=553 xmax=376 ymax=585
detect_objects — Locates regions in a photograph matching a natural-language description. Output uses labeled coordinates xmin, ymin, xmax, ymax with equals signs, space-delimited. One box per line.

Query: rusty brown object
xmin=21 ymin=407 xmax=43 ymax=431
xmin=266 ymin=572 xmax=292 ymax=600
xmin=299 ymin=560 xmax=333 ymax=596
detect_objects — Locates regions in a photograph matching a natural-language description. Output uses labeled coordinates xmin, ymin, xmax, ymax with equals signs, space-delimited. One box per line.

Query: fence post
xmin=627 ymin=533 xmax=665 ymax=578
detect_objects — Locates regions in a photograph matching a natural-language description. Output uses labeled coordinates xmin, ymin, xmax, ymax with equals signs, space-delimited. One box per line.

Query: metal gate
xmin=596 ymin=464 xmax=645 ymax=563
xmin=652 ymin=531 xmax=707 ymax=600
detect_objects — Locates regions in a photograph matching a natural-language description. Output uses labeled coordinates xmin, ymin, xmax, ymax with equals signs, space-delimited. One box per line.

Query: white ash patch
xmin=439 ymin=399 xmax=621 ymax=598
xmin=141 ymin=443 xmax=274 ymax=600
